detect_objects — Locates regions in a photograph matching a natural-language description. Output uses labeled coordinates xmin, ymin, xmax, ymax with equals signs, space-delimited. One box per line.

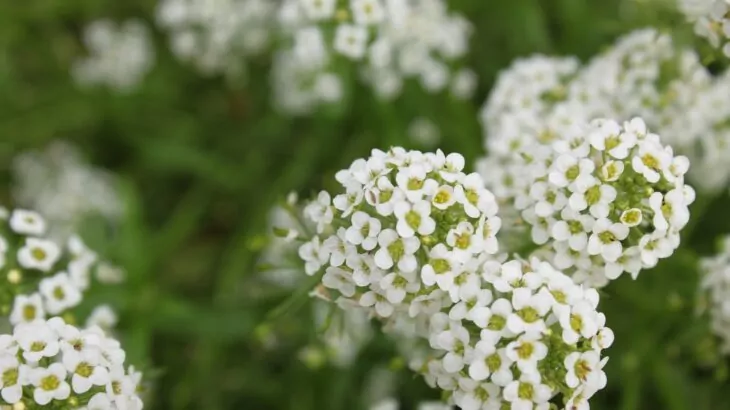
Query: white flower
xmin=549 ymin=154 xmax=596 ymax=192
xmin=304 ymin=191 xmax=334 ymax=233
xmin=394 ymin=200 xmax=436 ymax=237
xmin=454 ymin=173 xmax=498 ymax=218
xmin=300 ymin=0 xmax=336 ymax=20
xmin=431 ymin=185 xmax=456 ymax=210
xmin=322 ymin=266 xmax=356 ymax=297
xmin=30 ymin=363 xmax=71 ymax=405
xmin=17 ymin=238 xmax=61 ymax=272
xmin=564 ymin=351 xmax=607 ymax=390
xmin=446 ymin=222 xmax=483 ymax=263
xmin=435 ymin=325 xmax=472 ymax=373
xmin=374 ymin=229 xmax=420 ymax=272
xmin=86 ymin=305 xmax=119 ymax=330
xmin=587 ymin=218 xmax=629 ymax=262
xmin=299 ymin=236 xmax=329 ymax=275
xmin=649 ymin=189 xmax=690 ymax=231
xmin=0 ymin=355 xmax=23 ymax=403
xmin=10 ymin=293 xmax=45 ymax=325
xmin=506 ymin=288 xmax=551 ymax=335
xmin=63 ymin=349 xmax=110 ymax=394
xmin=9 ymin=209 xmax=46 ymax=236
xmin=632 ymin=137 xmax=670 ymax=183
xmin=568 ymin=183 xmax=617 ymax=219
xmin=421 ymin=244 xmax=459 ymax=291
xmin=380 ymin=270 xmax=419 ymax=304
xmin=351 ymin=0 xmax=386 ymax=25
xmin=551 ymin=208 xmax=594 ymax=251
xmin=14 ymin=321 xmax=60 ymax=362
xmin=39 ymin=272 xmax=83 ymax=315
xmin=503 ymin=374 xmax=553 ymax=409
xmin=334 ymin=24 xmax=368 ymax=60
xmin=346 ymin=211 xmax=382 ymax=250
xmin=558 ymin=300 xmax=599 ymax=344
xmin=506 ymin=333 xmax=548 ymax=373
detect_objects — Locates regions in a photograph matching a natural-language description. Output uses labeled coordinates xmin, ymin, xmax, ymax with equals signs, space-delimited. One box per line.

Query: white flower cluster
xmin=678 ymin=0 xmax=730 ymax=57
xmin=497 ymin=117 xmax=694 ymax=287
xmin=700 ymin=236 xmax=730 ymax=353
xmin=12 ymin=141 xmax=122 ymax=243
xmin=72 ymin=19 xmax=155 ymax=92
xmin=0 ymin=317 xmax=142 ymax=408
xmin=296 ymin=148 xmax=613 ymax=409
xmin=0 ymin=208 xmax=121 ymax=327
xmin=273 ymin=0 xmax=475 ymax=114
xmin=156 ymin=0 xmax=276 ymax=76
xmin=409 ymin=258 xmax=613 ymax=410
xmin=479 ymin=29 xmax=730 ymax=196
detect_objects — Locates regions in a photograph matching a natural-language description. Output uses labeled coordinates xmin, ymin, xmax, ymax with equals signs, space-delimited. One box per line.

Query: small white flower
xmin=587 ymin=218 xmax=629 ymax=262
xmin=454 ymin=173 xmax=498 ymax=218
xmin=446 ymin=222 xmax=483 ymax=263
xmin=619 ymin=208 xmax=643 ymax=228
xmin=632 ymin=137 xmax=670 ymax=183
xmin=299 ymin=236 xmax=329 ymax=275
xmin=334 ymin=24 xmax=368 ymax=60
xmin=30 ymin=363 xmax=71 ymax=405
xmin=559 ymin=300 xmax=599 ymax=344
xmin=9 ymin=209 xmax=46 ymax=236
xmin=322 ymin=266 xmax=356 ymax=297
xmin=431 ymin=185 xmax=456 ymax=210
xmin=300 ymin=0 xmax=336 ymax=20
xmin=14 ymin=320 xmax=60 ymax=362
xmin=564 ymin=351 xmax=607 ymax=390
xmin=17 ymin=238 xmax=61 ymax=272
xmin=351 ymin=0 xmax=385 ymax=25
xmin=63 ymin=349 xmax=110 ymax=394
xmin=0 ymin=355 xmax=23 ymax=403
xmin=39 ymin=272 xmax=83 ymax=315
xmin=10 ymin=293 xmax=45 ymax=325
xmin=568 ymin=183 xmax=617 ymax=219
xmin=346 ymin=211 xmax=382 ymax=250
xmin=507 ymin=288 xmax=551 ymax=335
xmin=421 ymin=244 xmax=459 ymax=291
xmin=374 ymin=229 xmax=420 ymax=272
xmin=86 ymin=305 xmax=119 ymax=330
xmin=551 ymin=208 xmax=594 ymax=251
xmin=649 ymin=190 xmax=690 ymax=231
xmin=506 ymin=333 xmax=548 ymax=373
xmin=503 ymin=373 xmax=553 ymax=409
xmin=394 ymin=200 xmax=436 ymax=237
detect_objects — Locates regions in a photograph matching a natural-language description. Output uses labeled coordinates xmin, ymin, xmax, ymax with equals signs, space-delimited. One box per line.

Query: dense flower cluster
xmin=699 ymin=235 xmax=730 ymax=353
xmin=273 ymin=0 xmax=475 ymax=114
xmin=678 ymin=0 xmax=730 ymax=57
xmin=156 ymin=0 xmax=276 ymax=76
xmin=478 ymin=29 xmax=730 ymax=196
xmin=296 ymin=148 xmax=612 ymax=408
xmin=72 ymin=19 xmax=155 ymax=92
xmin=0 ymin=208 xmax=122 ymax=327
xmin=409 ymin=258 xmax=613 ymax=410
xmin=12 ymin=141 xmax=122 ymax=243
xmin=512 ymin=118 xmax=694 ymax=287
xmin=0 ymin=317 xmax=142 ymax=408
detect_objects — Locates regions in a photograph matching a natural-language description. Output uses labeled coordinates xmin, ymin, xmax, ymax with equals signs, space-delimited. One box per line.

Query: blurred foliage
xmin=2 ymin=0 xmax=730 ymax=409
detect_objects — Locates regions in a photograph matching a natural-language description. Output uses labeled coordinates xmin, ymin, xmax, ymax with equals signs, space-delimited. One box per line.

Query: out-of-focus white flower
xmin=12 ymin=140 xmax=122 ymax=243
xmin=72 ymin=19 xmax=154 ymax=92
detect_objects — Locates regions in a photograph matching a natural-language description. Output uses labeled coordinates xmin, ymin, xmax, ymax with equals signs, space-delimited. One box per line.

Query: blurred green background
xmin=3 ymin=0 xmax=730 ymax=409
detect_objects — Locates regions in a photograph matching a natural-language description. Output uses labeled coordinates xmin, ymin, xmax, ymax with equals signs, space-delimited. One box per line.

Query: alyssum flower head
xmin=411 ymin=257 xmax=613 ymax=410
xmin=511 ymin=117 xmax=694 ymax=287
xmin=0 ymin=317 xmax=143 ymax=408
xmin=298 ymin=147 xmax=502 ymax=318
xmin=0 ymin=208 xmax=119 ymax=326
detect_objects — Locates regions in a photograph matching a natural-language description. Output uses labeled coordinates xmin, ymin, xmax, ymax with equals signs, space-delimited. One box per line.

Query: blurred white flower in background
xmin=408 ymin=117 xmax=440 ymax=148
xmin=156 ymin=0 xmax=277 ymax=77
xmin=72 ymin=19 xmax=155 ymax=92
xmin=12 ymin=140 xmax=122 ymax=243
xmin=678 ymin=0 xmax=730 ymax=57
xmin=273 ymin=0 xmax=474 ymax=114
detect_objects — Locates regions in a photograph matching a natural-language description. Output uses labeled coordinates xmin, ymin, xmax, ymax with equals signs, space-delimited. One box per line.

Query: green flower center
xmin=407 ymin=178 xmax=424 ymax=191
xmin=76 ymin=362 xmax=94 ymax=378
xmin=570 ymin=313 xmax=583 ymax=332
xmin=517 ymin=307 xmax=540 ymax=323
xmin=40 ymin=375 xmax=60 ymax=391
xmin=598 ymin=231 xmax=616 ymax=244
xmin=112 ymin=380 xmax=122 ymax=395
xmin=486 ymin=353 xmax=501 ymax=373
xmin=585 ymin=186 xmax=601 ymax=206
xmin=455 ymin=233 xmax=471 ymax=250
xmin=31 ymin=247 xmax=47 ymax=261
xmin=566 ymin=165 xmax=580 ymax=181
xmin=605 ymin=135 xmax=620 ymax=151
xmin=2 ymin=368 xmax=18 ymax=386
xmin=53 ymin=286 xmax=65 ymax=300
xmin=405 ymin=210 xmax=421 ymax=230
xmin=387 ymin=239 xmax=405 ymax=261
xmin=575 ymin=359 xmax=592 ymax=381
xmin=431 ymin=259 xmax=450 ymax=274
xmin=568 ymin=220 xmax=583 ymax=234
xmin=487 ymin=315 xmax=506 ymax=331
xmin=622 ymin=209 xmax=642 ymax=225
xmin=434 ymin=190 xmax=451 ymax=205
xmin=518 ymin=382 xmax=534 ymax=400
xmin=379 ymin=190 xmax=393 ymax=203
xmin=551 ymin=290 xmax=567 ymax=304
xmin=516 ymin=342 xmax=535 ymax=359
xmin=466 ymin=189 xmax=479 ymax=205
xmin=30 ymin=341 xmax=46 ymax=352
xmin=23 ymin=304 xmax=37 ymax=321
xmin=642 ymin=154 xmax=660 ymax=170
